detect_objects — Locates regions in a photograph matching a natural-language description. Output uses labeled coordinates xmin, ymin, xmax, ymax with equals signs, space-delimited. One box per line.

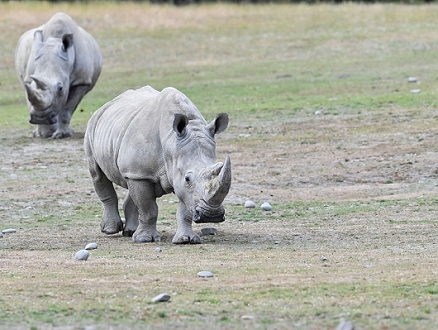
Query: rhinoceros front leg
xmin=127 ymin=180 xmax=161 ymax=243
xmin=172 ymin=202 xmax=202 ymax=244
xmin=87 ymin=157 xmax=123 ymax=234
xmin=52 ymin=85 xmax=90 ymax=139
xmin=122 ymin=192 xmax=139 ymax=237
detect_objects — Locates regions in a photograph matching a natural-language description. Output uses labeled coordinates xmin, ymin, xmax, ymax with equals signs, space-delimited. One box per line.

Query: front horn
xmin=205 ymin=155 xmax=231 ymax=205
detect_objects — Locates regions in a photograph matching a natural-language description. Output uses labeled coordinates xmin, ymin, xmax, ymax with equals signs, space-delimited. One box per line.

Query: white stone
xmin=407 ymin=77 xmax=417 ymax=83
xmin=152 ymin=293 xmax=171 ymax=303
xmin=85 ymin=242 xmax=98 ymax=250
xmin=2 ymin=228 xmax=16 ymax=234
xmin=260 ymin=202 xmax=272 ymax=211
xmin=244 ymin=200 xmax=256 ymax=208
xmin=411 ymin=89 xmax=421 ymax=93
xmin=241 ymin=315 xmax=255 ymax=320
xmin=154 ymin=247 xmax=162 ymax=253
xmin=75 ymin=249 xmax=90 ymax=261
xmin=197 ymin=270 xmax=214 ymax=278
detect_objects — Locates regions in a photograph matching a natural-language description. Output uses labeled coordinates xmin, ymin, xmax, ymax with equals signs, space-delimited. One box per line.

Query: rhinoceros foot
xmin=101 ymin=218 xmax=123 ymax=235
xmin=172 ymin=233 xmax=202 ymax=244
xmin=51 ymin=127 xmax=74 ymax=139
xmin=132 ymin=229 xmax=161 ymax=243
xmin=122 ymin=229 xmax=135 ymax=237
xmin=33 ymin=125 xmax=56 ymax=138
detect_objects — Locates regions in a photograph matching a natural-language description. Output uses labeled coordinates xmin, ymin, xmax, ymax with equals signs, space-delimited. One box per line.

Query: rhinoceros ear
xmin=207 ymin=113 xmax=229 ymax=136
xmin=173 ymin=114 xmax=188 ymax=137
xmin=34 ymin=30 xmax=43 ymax=43
xmin=62 ymin=34 xmax=73 ymax=51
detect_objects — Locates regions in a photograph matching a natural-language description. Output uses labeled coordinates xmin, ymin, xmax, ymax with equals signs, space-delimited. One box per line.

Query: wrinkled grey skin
xmin=15 ymin=12 xmax=102 ymax=138
xmin=84 ymin=86 xmax=232 ymax=244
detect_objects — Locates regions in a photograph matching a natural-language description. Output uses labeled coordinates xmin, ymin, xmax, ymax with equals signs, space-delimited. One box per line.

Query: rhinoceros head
xmin=25 ymin=30 xmax=74 ymax=125
xmin=172 ymin=113 xmax=231 ymax=223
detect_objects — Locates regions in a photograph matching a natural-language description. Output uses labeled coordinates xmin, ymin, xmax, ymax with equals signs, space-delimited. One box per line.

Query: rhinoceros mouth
xmin=193 ymin=202 xmax=225 ymax=223
xmin=29 ymin=110 xmax=58 ymax=125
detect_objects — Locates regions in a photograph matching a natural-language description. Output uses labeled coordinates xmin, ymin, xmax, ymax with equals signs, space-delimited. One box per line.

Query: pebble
xmin=244 ymin=200 xmax=256 ymax=208
xmin=2 ymin=228 xmax=17 ymax=234
xmin=85 ymin=242 xmax=98 ymax=250
xmin=201 ymin=227 xmax=217 ymax=235
xmin=260 ymin=202 xmax=272 ymax=211
xmin=74 ymin=249 xmax=90 ymax=261
xmin=314 ymin=110 xmax=323 ymax=116
xmin=154 ymin=247 xmax=162 ymax=253
xmin=197 ymin=270 xmax=214 ymax=278
xmin=241 ymin=315 xmax=255 ymax=320
xmin=407 ymin=77 xmax=417 ymax=83
xmin=411 ymin=89 xmax=421 ymax=93
xmin=151 ymin=293 xmax=171 ymax=303
xmin=336 ymin=319 xmax=355 ymax=330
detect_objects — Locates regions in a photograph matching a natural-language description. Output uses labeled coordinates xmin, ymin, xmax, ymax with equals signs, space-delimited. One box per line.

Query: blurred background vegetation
xmin=2 ymin=0 xmax=437 ymax=5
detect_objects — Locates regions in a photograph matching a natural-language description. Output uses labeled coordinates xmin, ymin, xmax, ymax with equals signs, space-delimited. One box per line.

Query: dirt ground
xmin=1 ymin=95 xmax=438 ymax=330
xmin=2 ymin=102 xmax=437 ymax=247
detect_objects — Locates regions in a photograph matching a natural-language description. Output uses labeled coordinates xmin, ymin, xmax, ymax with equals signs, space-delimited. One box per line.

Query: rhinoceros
xmin=84 ymin=86 xmax=231 ymax=244
xmin=15 ymin=12 xmax=102 ymax=138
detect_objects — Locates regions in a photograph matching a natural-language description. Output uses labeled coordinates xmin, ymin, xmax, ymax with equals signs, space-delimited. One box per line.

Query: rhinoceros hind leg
xmin=122 ymin=192 xmax=139 ymax=237
xmin=86 ymin=154 xmax=123 ymax=235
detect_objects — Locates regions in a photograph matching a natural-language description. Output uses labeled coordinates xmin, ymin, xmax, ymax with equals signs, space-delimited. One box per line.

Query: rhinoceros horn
xmin=205 ymin=155 xmax=231 ymax=205
xmin=30 ymin=75 xmax=48 ymax=90
xmin=25 ymin=76 xmax=51 ymax=110
xmin=25 ymin=82 xmax=41 ymax=106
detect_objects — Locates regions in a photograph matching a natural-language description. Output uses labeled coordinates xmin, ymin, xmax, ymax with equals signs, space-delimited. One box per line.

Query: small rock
xmin=197 ymin=270 xmax=214 ymax=278
xmin=321 ymin=256 xmax=328 ymax=262
xmin=336 ymin=319 xmax=355 ymax=330
xmin=411 ymin=89 xmax=421 ymax=93
xmin=154 ymin=247 xmax=162 ymax=253
xmin=244 ymin=200 xmax=256 ymax=208
xmin=85 ymin=242 xmax=98 ymax=250
xmin=260 ymin=202 xmax=272 ymax=211
xmin=201 ymin=227 xmax=217 ymax=236
xmin=407 ymin=77 xmax=417 ymax=83
xmin=74 ymin=249 xmax=90 ymax=261
xmin=151 ymin=293 xmax=171 ymax=303
xmin=2 ymin=228 xmax=16 ymax=234
xmin=314 ymin=110 xmax=323 ymax=116
xmin=241 ymin=315 xmax=255 ymax=320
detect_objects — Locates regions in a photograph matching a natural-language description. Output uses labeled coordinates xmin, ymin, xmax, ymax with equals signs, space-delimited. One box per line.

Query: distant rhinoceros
xmin=84 ymin=86 xmax=231 ymax=244
xmin=15 ymin=12 xmax=102 ymax=138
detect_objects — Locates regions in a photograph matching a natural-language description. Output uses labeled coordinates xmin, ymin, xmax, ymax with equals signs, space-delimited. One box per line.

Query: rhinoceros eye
xmin=184 ymin=172 xmax=194 ymax=186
